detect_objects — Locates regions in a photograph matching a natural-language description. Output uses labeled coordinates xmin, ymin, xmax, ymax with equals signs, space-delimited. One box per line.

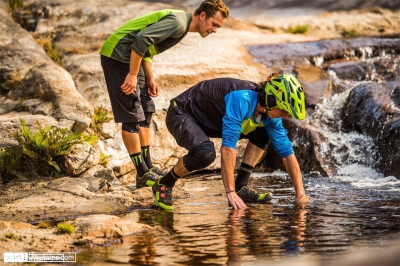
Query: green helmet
xmin=264 ymin=73 xmax=306 ymax=120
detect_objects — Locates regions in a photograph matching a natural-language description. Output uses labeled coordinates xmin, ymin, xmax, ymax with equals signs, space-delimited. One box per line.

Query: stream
xmin=77 ymin=173 xmax=400 ymax=264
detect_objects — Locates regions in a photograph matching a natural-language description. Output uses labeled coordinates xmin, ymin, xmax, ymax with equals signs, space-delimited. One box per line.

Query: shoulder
xmin=163 ymin=10 xmax=190 ymax=32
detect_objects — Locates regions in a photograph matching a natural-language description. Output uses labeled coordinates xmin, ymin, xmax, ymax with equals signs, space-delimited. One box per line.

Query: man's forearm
xmin=129 ymin=50 xmax=143 ymax=75
xmin=142 ymin=60 xmax=154 ymax=81
xmin=221 ymin=146 xmax=237 ymax=192
xmin=282 ymin=154 xmax=306 ymax=197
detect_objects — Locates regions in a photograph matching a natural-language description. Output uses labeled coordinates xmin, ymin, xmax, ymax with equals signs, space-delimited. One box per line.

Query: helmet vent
xmin=298 ymin=86 xmax=304 ymax=92
xmin=281 ymin=93 xmax=285 ymax=102
xmin=297 ymin=90 xmax=301 ymax=99
xmin=290 ymin=97 xmax=295 ymax=107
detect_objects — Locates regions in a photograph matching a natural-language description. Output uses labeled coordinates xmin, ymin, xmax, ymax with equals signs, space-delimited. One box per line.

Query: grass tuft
xmin=56 ymin=222 xmax=75 ymax=235
xmin=286 ymin=24 xmax=308 ymax=34
xmin=37 ymin=221 xmax=51 ymax=229
xmin=342 ymin=29 xmax=358 ymax=37
xmin=37 ymin=36 xmax=63 ymax=66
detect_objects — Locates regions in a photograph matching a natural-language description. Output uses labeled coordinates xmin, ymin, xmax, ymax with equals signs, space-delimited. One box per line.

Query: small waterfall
xmin=309 ymin=71 xmax=400 ymax=190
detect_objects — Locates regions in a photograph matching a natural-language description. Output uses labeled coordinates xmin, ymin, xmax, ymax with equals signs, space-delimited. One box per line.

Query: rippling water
xmin=77 ymin=174 xmax=400 ymax=264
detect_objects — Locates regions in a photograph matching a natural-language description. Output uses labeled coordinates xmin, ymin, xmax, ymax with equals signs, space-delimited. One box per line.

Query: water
xmin=77 ymin=174 xmax=400 ymax=264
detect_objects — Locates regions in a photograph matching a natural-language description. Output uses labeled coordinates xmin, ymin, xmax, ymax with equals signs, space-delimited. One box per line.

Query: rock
xmin=329 ymin=57 xmax=400 ymax=82
xmin=0 ymin=113 xmax=59 ymax=149
xmin=99 ymin=119 xmax=118 ymax=139
xmin=294 ymin=64 xmax=332 ymax=106
xmin=73 ymin=214 xmax=153 ymax=239
xmin=63 ymin=142 xmax=101 ymax=176
xmin=0 ymin=2 xmax=93 ymax=132
xmin=341 ymin=82 xmax=400 ymax=178
xmin=262 ymin=119 xmax=328 ymax=175
xmin=81 ymin=164 xmax=119 ymax=183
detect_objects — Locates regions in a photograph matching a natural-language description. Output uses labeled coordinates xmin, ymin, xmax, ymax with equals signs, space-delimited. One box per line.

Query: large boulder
xmin=0 ymin=2 xmax=93 ymax=132
xmin=341 ymin=82 xmax=400 ymax=178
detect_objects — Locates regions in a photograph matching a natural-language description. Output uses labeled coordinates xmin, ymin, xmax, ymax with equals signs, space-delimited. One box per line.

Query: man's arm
xmin=142 ymin=60 xmax=159 ymax=97
xmin=221 ymin=146 xmax=247 ymax=210
xmin=121 ymin=50 xmax=142 ymax=95
xmin=282 ymin=154 xmax=310 ymax=206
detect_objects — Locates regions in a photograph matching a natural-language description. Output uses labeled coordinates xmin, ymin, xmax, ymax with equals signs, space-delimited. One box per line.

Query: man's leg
xmin=235 ymin=128 xmax=273 ymax=202
xmin=100 ymin=56 xmax=155 ymax=188
xmin=235 ymin=142 xmax=265 ymax=190
xmin=152 ymin=106 xmax=215 ymax=210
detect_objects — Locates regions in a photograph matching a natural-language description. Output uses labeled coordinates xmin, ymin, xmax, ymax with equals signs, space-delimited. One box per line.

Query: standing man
xmin=100 ymin=1 xmax=229 ymax=188
xmin=153 ymin=73 xmax=310 ymax=210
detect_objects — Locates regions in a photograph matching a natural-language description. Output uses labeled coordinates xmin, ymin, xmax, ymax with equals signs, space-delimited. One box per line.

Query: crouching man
xmin=153 ymin=74 xmax=310 ymax=210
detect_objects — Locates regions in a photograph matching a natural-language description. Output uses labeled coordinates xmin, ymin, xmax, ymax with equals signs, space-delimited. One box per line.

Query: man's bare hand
xmin=147 ymin=78 xmax=159 ymax=97
xmin=295 ymin=194 xmax=310 ymax=208
xmin=227 ymin=192 xmax=247 ymax=210
xmin=121 ymin=73 xmax=137 ymax=95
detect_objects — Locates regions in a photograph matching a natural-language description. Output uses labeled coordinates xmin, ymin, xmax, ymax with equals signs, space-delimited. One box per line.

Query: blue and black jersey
xmin=171 ymin=78 xmax=293 ymax=158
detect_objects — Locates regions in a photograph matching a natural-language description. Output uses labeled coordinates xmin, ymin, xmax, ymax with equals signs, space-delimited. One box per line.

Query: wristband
xmin=226 ymin=190 xmax=235 ymax=194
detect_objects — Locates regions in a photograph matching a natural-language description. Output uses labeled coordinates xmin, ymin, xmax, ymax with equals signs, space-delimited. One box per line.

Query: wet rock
xmin=329 ymin=57 xmax=400 ymax=82
xmin=341 ymin=82 xmax=400 ymax=178
xmin=294 ymin=65 xmax=332 ymax=106
xmin=262 ymin=119 xmax=328 ymax=175
xmin=63 ymin=142 xmax=101 ymax=176
xmin=73 ymin=214 xmax=153 ymax=240
xmin=248 ymin=38 xmax=400 ymax=70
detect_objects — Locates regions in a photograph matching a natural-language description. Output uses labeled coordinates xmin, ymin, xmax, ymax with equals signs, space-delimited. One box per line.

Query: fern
xmin=0 ymin=148 xmax=21 ymax=177
xmin=10 ymin=119 xmax=87 ymax=175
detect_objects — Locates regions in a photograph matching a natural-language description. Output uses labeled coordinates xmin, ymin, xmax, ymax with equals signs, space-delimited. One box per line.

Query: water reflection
xmin=78 ymin=175 xmax=400 ymax=265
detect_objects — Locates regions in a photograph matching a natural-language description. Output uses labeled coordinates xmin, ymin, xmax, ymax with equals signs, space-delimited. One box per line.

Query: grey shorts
xmin=166 ymin=102 xmax=270 ymax=152
xmin=101 ymin=55 xmax=155 ymax=123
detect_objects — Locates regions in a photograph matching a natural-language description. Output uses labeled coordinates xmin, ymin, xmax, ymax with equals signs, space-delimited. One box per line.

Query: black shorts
xmin=101 ymin=55 xmax=155 ymax=123
xmin=166 ymin=103 xmax=270 ymax=152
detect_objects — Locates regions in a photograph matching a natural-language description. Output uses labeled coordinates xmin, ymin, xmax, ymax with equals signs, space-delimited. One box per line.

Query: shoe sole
xmin=153 ymin=191 xmax=173 ymax=211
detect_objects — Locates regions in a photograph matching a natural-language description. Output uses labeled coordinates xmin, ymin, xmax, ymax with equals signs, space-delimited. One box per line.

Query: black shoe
xmin=136 ymin=171 xmax=157 ymax=189
xmin=237 ymin=186 xmax=273 ymax=203
xmin=152 ymin=179 xmax=173 ymax=211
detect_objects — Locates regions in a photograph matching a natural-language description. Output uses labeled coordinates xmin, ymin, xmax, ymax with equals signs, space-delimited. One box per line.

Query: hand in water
xmin=295 ymin=194 xmax=310 ymax=208
xmin=227 ymin=192 xmax=248 ymax=210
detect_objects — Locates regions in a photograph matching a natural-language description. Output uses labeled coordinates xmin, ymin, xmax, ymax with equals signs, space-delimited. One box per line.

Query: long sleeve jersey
xmin=171 ymin=78 xmax=293 ymax=158
xmin=100 ymin=9 xmax=192 ymax=63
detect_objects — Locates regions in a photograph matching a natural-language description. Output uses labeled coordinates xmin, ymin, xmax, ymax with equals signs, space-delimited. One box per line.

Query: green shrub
xmin=342 ymin=29 xmax=358 ymax=37
xmin=10 ymin=119 xmax=85 ymax=175
xmin=94 ymin=107 xmax=112 ymax=125
xmin=99 ymin=152 xmax=109 ymax=167
xmin=56 ymin=222 xmax=75 ymax=234
xmin=4 ymin=233 xmax=19 ymax=240
xmin=0 ymin=147 xmax=21 ymax=177
xmin=37 ymin=36 xmax=63 ymax=67
xmin=6 ymin=0 xmax=23 ymax=12
xmin=287 ymin=25 xmax=309 ymax=34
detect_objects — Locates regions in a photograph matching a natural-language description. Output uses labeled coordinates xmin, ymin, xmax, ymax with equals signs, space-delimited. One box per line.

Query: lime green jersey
xmin=100 ymin=9 xmax=192 ymax=63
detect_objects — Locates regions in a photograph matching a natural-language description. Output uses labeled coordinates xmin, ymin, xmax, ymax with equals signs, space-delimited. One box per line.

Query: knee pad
xmin=183 ymin=141 xmax=216 ymax=172
xmin=139 ymin=112 xmax=153 ymax=128
xmin=122 ymin=122 xmax=140 ymax=133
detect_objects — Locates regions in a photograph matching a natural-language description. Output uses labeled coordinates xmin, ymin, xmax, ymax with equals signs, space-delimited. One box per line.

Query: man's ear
xmin=199 ymin=11 xmax=207 ymax=21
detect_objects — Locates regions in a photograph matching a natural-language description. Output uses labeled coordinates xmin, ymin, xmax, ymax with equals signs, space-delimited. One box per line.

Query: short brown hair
xmin=194 ymin=0 xmax=229 ymax=18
